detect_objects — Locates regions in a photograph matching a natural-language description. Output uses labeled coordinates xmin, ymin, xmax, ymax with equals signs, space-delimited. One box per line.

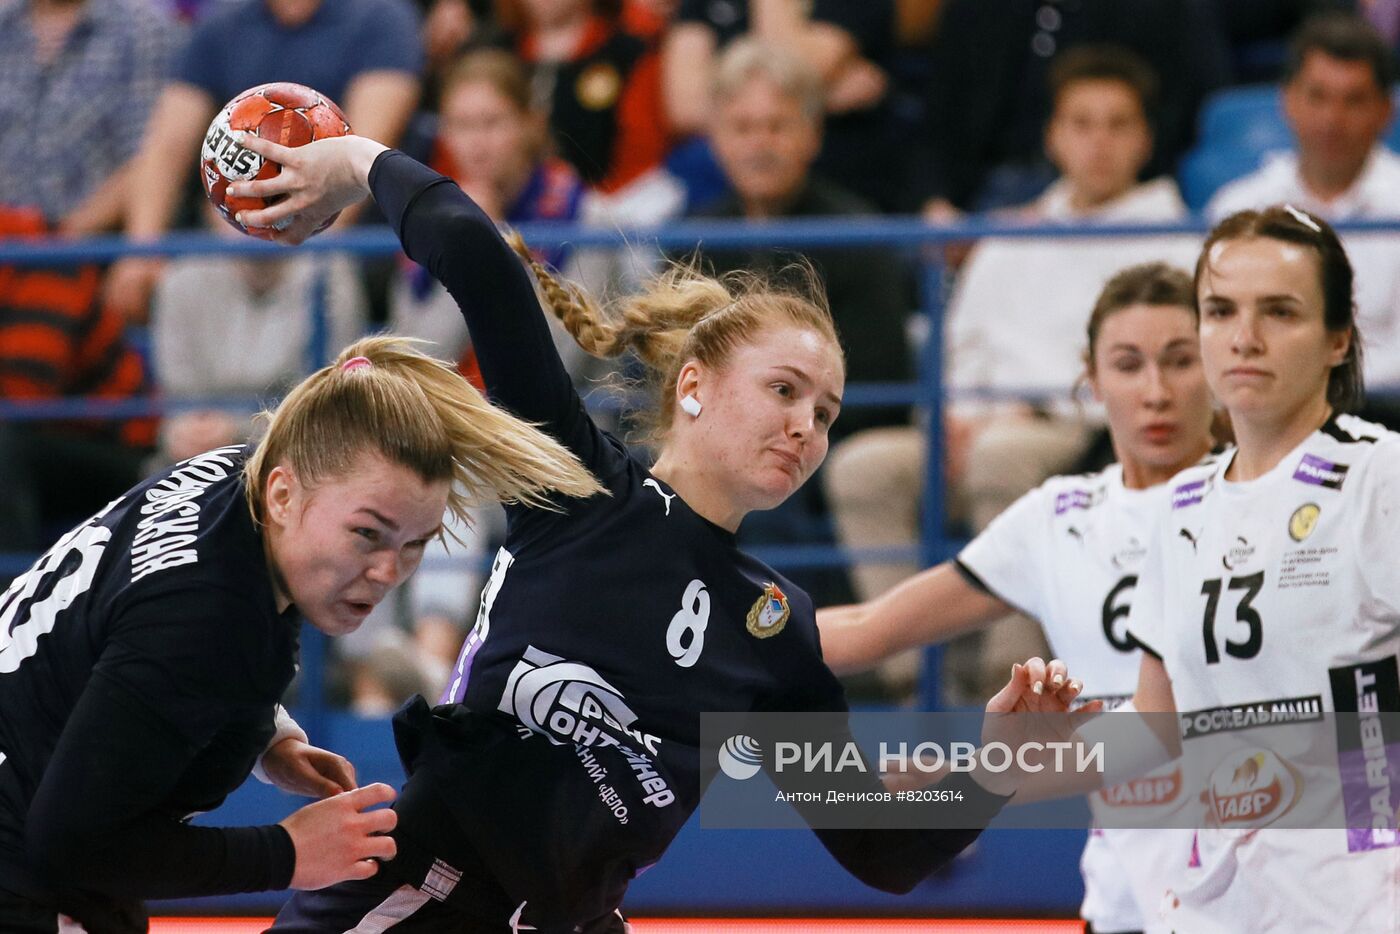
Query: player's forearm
xmin=822 ymin=563 xmax=1009 ymax=674
xmin=25 ymin=673 xmax=296 ymax=896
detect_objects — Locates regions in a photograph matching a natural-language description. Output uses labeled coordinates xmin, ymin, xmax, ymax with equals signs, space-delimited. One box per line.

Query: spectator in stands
xmin=662 ymin=0 xmax=903 ymax=208
xmin=511 ymin=0 xmax=682 ymax=227
xmin=826 ymin=45 xmax=1199 ymax=701
xmin=1207 ymin=11 xmax=1400 ymax=413
xmin=151 ymin=204 xmax=367 ymax=463
xmin=105 ymin=0 xmax=424 ymax=322
xmin=0 ymin=211 xmax=158 ymax=564
xmin=0 ymin=0 xmax=175 ymax=562
xmin=0 ymin=0 xmax=180 ymax=236
xmin=390 ymin=49 xmax=596 ymax=375
xmin=689 ymin=37 xmax=912 ymax=610
xmin=696 ymin=37 xmax=912 ymax=440
xmin=904 ymin=0 xmax=1228 ymax=217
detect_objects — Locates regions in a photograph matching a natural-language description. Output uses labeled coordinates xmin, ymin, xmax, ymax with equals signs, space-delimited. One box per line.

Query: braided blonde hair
xmin=506 ymin=233 xmax=841 ymax=438
xmin=245 ymin=334 xmax=604 ymax=530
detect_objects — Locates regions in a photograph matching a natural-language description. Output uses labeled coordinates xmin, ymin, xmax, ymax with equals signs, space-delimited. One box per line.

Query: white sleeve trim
xmin=252 ymin=704 xmax=309 ymax=785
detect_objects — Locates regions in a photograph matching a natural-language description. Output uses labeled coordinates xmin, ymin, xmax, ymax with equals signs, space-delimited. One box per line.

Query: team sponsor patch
xmin=1293 ymin=453 xmax=1349 ymax=489
xmin=1098 ymin=765 xmax=1183 ymax=808
xmin=1205 ymin=748 xmax=1303 ymax=827
xmin=1054 ymin=489 xmax=1094 ymax=514
xmin=1329 ymin=657 xmax=1400 ymax=853
xmin=1288 ymin=503 xmax=1321 ymax=541
xmin=1172 ymin=478 xmax=1208 ymax=509
xmin=746 ymin=582 xmax=789 ymax=638
xmin=1180 ymin=695 xmax=1324 ymax=740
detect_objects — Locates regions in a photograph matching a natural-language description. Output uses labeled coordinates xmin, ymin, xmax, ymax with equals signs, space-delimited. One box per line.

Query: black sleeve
xmin=368 ymin=149 xmax=607 ymax=467
xmin=765 ymin=613 xmax=1009 ymax=893
xmin=25 ymin=671 xmax=294 ymax=897
xmin=811 ymin=772 xmax=1009 ymax=893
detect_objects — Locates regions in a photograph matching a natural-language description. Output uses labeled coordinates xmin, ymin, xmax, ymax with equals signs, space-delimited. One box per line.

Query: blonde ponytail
xmin=245 ymin=334 xmax=604 ymax=530
xmin=505 ymin=233 xmax=839 ymax=439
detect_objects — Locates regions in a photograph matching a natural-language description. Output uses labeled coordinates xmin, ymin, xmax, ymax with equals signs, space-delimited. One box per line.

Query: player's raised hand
xmin=229 ymin=134 xmax=386 ymax=245
xmin=279 ymin=782 xmax=398 ymax=889
xmin=987 ymin=657 xmax=1098 ymax=717
xmin=971 ymin=657 xmax=1104 ymax=795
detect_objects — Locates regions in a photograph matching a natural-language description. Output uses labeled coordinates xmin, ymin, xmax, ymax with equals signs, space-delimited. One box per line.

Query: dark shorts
xmin=270 ymin=773 xmax=629 ymax=934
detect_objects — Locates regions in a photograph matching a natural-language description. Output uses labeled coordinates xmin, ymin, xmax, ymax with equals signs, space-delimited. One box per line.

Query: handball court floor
xmin=149 ymin=920 xmax=1085 ymax=933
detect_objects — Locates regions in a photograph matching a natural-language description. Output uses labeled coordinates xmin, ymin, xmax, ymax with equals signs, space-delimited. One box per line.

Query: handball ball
xmin=200 ymin=82 xmax=351 ymax=239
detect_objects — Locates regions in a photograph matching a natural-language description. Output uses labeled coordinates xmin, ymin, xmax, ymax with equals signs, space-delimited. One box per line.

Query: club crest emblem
xmin=1289 ymin=503 xmax=1320 ymax=542
xmin=746 ymin=582 xmax=789 ymax=638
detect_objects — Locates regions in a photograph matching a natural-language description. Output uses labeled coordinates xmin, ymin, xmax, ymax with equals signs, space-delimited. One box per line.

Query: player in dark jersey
xmin=229 ymin=133 xmax=1090 ymax=934
xmin=0 ymin=335 xmax=600 ymax=934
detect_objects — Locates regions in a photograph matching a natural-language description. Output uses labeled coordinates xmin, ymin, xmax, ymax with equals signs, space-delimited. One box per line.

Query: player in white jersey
xmin=819 ymin=262 xmax=1215 ymax=934
xmin=1125 ymin=206 xmax=1400 ymax=932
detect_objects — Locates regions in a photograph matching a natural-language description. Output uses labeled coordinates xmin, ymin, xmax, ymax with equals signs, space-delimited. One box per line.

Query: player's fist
xmin=279 ymin=782 xmax=398 ymax=889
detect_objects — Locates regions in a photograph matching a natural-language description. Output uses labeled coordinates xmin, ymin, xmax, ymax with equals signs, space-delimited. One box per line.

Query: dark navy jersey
xmin=369 ymin=151 xmax=1005 ymax=930
xmin=0 ymin=446 xmax=298 ymax=901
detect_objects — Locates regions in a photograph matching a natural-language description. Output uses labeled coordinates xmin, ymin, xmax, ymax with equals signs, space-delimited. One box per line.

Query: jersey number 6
xmin=667 ymin=579 xmax=710 ymax=668
xmin=1200 ymin=572 xmax=1265 ymax=664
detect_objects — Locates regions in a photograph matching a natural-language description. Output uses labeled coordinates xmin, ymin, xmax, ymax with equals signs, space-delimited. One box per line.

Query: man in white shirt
xmin=1208 ymin=12 xmax=1400 ymax=400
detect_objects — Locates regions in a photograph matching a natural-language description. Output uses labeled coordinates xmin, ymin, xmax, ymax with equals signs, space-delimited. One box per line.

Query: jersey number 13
xmin=1200 ymin=572 xmax=1265 ymax=664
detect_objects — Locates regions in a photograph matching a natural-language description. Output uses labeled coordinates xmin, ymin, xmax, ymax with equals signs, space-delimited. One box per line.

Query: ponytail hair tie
xmin=341 ymin=356 xmax=372 ymax=372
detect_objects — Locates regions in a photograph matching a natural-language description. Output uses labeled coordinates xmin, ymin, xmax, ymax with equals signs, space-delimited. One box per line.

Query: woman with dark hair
xmin=1122 ymin=205 xmax=1400 ymax=932
xmin=820 ymin=261 xmax=1215 ymax=934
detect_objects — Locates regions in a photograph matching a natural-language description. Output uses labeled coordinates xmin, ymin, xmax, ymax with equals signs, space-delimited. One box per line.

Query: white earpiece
xmin=679 ymin=394 xmax=702 ymax=417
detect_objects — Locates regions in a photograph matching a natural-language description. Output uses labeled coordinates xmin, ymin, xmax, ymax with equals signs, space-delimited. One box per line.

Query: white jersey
xmin=1128 ymin=415 xmax=1400 ymax=933
xmin=961 ymin=463 xmax=1194 ymax=933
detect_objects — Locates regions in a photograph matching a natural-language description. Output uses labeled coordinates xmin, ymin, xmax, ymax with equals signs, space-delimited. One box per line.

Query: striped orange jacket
xmin=0 ymin=207 xmax=157 ymax=449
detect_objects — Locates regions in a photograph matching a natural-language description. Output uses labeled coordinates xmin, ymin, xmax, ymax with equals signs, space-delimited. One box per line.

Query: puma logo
xmin=1179 ymin=528 xmax=1200 ymax=552
xmin=643 ymin=478 xmax=677 ymax=516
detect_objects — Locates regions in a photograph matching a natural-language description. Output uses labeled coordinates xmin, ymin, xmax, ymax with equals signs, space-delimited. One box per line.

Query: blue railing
xmin=5 ymin=214 xmax=1400 ymax=726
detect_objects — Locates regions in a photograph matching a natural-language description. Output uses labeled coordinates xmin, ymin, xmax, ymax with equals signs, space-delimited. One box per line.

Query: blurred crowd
xmin=5 ymin=0 xmax=1400 ymax=709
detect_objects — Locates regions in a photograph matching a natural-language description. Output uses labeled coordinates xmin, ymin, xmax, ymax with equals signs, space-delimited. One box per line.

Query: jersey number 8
xmin=667 ymin=579 xmax=710 ymax=668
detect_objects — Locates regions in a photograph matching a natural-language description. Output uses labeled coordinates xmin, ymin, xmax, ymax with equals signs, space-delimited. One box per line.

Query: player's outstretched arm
xmin=817 ymin=562 xmax=1010 ymax=675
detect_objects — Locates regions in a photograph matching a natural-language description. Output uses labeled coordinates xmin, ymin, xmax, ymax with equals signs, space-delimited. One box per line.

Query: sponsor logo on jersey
xmin=1288 ymin=503 xmax=1321 ymax=542
xmin=1180 ymin=695 xmax=1324 ymax=740
xmin=1328 ymin=657 xmax=1400 ymax=853
xmin=1172 ymin=478 xmax=1208 ymax=510
xmin=1292 ymin=453 xmax=1349 ymax=489
xmin=1112 ymin=537 xmax=1148 ymax=570
xmin=499 ymin=645 xmax=663 ymax=755
xmin=1221 ymin=535 xmax=1256 ymax=571
xmin=1054 ymin=489 xmax=1094 ymax=514
xmin=1178 ymin=527 xmax=1201 ymax=552
xmin=746 ymin=582 xmax=789 ymax=638
xmin=642 ymin=478 xmax=677 ymax=515
xmin=1098 ymin=766 xmax=1182 ymax=807
xmin=1206 ymin=749 xmax=1302 ymax=827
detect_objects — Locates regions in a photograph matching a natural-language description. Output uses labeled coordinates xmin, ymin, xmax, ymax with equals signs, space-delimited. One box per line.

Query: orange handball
xmin=200 ymin=82 xmax=351 ymax=239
